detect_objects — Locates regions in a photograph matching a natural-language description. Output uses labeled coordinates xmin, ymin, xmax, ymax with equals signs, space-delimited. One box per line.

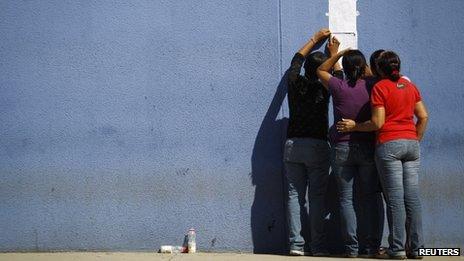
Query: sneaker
xmin=289 ymin=249 xmax=304 ymax=256
xmin=345 ymin=253 xmax=358 ymax=258
xmin=359 ymin=248 xmax=386 ymax=258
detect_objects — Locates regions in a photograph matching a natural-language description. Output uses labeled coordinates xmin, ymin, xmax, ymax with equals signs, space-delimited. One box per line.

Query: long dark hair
xmin=305 ymin=51 xmax=328 ymax=80
xmin=377 ymin=51 xmax=401 ymax=81
xmin=369 ymin=49 xmax=385 ymax=77
xmin=342 ymin=50 xmax=367 ymax=85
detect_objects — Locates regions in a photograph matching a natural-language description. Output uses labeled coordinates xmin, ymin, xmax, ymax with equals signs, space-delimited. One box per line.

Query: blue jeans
xmin=332 ymin=142 xmax=384 ymax=255
xmin=376 ymin=139 xmax=424 ymax=257
xmin=284 ymin=138 xmax=330 ymax=253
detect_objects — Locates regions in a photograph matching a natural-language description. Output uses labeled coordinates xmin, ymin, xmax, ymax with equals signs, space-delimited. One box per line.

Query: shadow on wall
xmin=249 ymin=71 xmax=345 ymax=254
xmin=250 ymin=72 xmax=289 ymax=254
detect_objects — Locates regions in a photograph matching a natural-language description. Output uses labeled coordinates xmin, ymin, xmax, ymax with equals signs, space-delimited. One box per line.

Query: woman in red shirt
xmin=337 ymin=51 xmax=429 ymax=259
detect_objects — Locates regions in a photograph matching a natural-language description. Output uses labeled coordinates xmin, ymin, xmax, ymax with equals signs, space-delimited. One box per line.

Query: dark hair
xmin=342 ymin=50 xmax=367 ymax=85
xmin=369 ymin=49 xmax=385 ymax=77
xmin=377 ymin=51 xmax=401 ymax=81
xmin=305 ymin=51 xmax=328 ymax=80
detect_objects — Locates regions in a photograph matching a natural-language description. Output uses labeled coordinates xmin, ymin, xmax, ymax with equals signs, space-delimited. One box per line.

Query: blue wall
xmin=1 ymin=0 xmax=463 ymax=252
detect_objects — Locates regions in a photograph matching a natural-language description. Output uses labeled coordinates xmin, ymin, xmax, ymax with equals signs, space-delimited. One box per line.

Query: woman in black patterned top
xmin=284 ymin=28 xmax=343 ymax=256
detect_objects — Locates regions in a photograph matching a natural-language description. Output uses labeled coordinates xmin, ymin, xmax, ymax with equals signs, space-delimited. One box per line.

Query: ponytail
xmin=353 ymin=65 xmax=363 ymax=82
xmin=377 ymin=51 xmax=401 ymax=82
xmin=345 ymin=65 xmax=364 ymax=84
xmin=390 ymin=67 xmax=400 ymax=81
xmin=342 ymin=50 xmax=367 ymax=86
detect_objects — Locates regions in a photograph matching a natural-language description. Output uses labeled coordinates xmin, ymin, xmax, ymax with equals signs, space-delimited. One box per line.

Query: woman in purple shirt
xmin=317 ymin=47 xmax=383 ymax=258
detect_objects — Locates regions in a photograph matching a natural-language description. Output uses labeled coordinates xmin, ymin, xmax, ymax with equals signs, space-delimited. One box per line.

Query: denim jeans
xmin=332 ymin=142 xmax=384 ymax=255
xmin=284 ymin=137 xmax=330 ymax=253
xmin=376 ymin=139 xmax=424 ymax=257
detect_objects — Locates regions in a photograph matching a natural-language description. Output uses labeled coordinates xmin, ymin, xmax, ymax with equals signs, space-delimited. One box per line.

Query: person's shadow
xmin=250 ymin=72 xmax=289 ymax=254
xmin=250 ymin=70 xmax=345 ymax=254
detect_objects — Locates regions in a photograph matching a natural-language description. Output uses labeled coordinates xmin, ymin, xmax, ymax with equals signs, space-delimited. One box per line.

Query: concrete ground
xmin=0 ymin=252 xmax=463 ymax=261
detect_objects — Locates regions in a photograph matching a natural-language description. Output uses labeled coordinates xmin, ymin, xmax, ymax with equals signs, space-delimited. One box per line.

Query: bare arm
xmin=317 ymin=48 xmax=350 ymax=89
xmin=297 ymin=28 xmax=331 ymax=57
xmin=326 ymin=36 xmax=342 ymax=72
xmin=336 ymin=107 xmax=385 ymax=132
xmin=414 ymin=101 xmax=429 ymax=141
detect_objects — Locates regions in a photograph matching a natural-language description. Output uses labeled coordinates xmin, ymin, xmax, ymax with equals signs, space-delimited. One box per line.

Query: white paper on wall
xmin=328 ymin=0 xmax=358 ymax=50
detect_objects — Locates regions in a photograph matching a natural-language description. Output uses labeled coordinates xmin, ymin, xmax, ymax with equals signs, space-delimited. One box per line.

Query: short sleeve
xmin=371 ymin=83 xmax=386 ymax=108
xmin=412 ymin=84 xmax=422 ymax=103
xmin=328 ymin=76 xmax=343 ymax=96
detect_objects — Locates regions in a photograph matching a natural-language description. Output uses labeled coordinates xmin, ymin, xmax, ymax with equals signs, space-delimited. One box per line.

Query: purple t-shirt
xmin=328 ymin=76 xmax=375 ymax=144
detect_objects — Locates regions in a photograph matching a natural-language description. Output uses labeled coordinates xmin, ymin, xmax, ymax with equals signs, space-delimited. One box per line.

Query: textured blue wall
xmin=1 ymin=0 xmax=463 ymax=252
xmin=0 ymin=0 xmax=284 ymax=252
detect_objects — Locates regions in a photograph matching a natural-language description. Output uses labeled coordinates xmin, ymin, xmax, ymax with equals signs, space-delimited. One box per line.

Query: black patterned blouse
xmin=286 ymin=53 xmax=343 ymax=140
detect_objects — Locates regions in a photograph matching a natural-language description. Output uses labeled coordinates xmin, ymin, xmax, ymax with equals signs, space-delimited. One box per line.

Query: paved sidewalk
xmin=0 ymin=252 xmax=463 ymax=261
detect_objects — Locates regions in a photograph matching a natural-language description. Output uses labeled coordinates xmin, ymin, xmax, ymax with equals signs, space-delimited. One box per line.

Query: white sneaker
xmin=289 ymin=249 xmax=304 ymax=256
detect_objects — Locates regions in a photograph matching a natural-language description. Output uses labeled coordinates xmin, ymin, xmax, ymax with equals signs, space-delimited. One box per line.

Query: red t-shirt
xmin=371 ymin=77 xmax=422 ymax=144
